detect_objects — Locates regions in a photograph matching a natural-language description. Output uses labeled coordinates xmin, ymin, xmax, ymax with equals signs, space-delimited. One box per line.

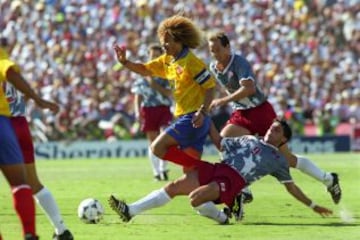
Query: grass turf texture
xmin=0 ymin=153 xmax=359 ymax=239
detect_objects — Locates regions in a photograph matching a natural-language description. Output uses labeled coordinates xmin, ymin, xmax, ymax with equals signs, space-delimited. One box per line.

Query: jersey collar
xmin=173 ymin=47 xmax=189 ymax=62
xmin=213 ymin=52 xmax=235 ymax=74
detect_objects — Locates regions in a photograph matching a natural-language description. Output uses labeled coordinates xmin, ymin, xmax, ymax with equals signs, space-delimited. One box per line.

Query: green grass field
xmin=0 ymin=153 xmax=359 ymax=240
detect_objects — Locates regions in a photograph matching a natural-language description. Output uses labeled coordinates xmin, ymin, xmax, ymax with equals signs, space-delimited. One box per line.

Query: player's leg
xmin=146 ymin=131 xmax=162 ymax=180
xmin=109 ymin=170 xmax=199 ymax=221
xmin=0 ymin=116 xmax=37 ymax=238
xmin=11 ymin=117 xmax=73 ymax=239
xmin=159 ymin=159 xmax=169 ymax=180
xmin=153 ymin=113 xmax=211 ymax=168
xmin=143 ymin=106 xmax=172 ymax=181
xmin=280 ymin=144 xmax=341 ymax=203
xmin=157 ymin=106 xmax=173 ymax=181
xmin=1 ymin=164 xmax=37 ymax=238
xmin=26 ymin=163 xmax=73 ymax=239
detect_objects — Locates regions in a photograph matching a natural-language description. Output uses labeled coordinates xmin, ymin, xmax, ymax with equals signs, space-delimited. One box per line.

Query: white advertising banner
xmin=35 ymin=140 xmax=219 ymax=159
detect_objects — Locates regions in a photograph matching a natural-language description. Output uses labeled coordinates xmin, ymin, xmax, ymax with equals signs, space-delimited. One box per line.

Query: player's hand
xmin=313 ymin=205 xmax=333 ymax=217
xmin=192 ymin=110 xmax=204 ymax=128
xmin=113 ymin=43 xmax=127 ymax=65
xmin=209 ymin=98 xmax=226 ymax=110
xmin=35 ymin=98 xmax=60 ymax=113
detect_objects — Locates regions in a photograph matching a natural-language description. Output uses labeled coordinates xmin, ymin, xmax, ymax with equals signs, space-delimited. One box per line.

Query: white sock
xmin=148 ymin=147 xmax=160 ymax=176
xmin=295 ymin=155 xmax=333 ymax=187
xmin=194 ymin=202 xmax=227 ymax=224
xmin=34 ymin=187 xmax=67 ymax=235
xmin=128 ymin=188 xmax=171 ymax=216
xmin=159 ymin=159 xmax=168 ymax=173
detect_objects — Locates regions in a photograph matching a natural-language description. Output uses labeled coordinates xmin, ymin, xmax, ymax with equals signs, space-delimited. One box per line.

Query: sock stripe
xmin=12 ymin=184 xmax=31 ymax=194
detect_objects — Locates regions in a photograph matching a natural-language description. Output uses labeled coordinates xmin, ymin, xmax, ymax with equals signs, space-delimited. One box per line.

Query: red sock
xmin=12 ymin=185 xmax=36 ymax=237
xmin=163 ymin=146 xmax=202 ymax=168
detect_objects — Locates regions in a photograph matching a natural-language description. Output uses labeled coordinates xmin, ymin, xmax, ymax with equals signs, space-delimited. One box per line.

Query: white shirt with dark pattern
xmin=220 ymin=135 xmax=292 ymax=185
xmin=210 ymin=54 xmax=267 ymax=110
xmin=3 ymin=82 xmax=26 ymax=116
xmin=131 ymin=77 xmax=172 ymax=107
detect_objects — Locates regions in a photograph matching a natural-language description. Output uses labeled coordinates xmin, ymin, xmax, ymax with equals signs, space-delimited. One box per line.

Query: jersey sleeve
xmin=144 ymin=55 xmax=167 ymax=79
xmin=233 ymin=56 xmax=255 ymax=83
xmin=189 ymin=60 xmax=216 ymax=90
xmin=271 ymin=165 xmax=293 ymax=183
xmin=0 ymin=59 xmax=19 ymax=83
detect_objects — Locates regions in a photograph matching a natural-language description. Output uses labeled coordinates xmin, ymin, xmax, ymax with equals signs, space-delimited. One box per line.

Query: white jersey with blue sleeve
xmin=3 ymin=82 xmax=26 ymax=116
xmin=220 ymin=135 xmax=292 ymax=185
xmin=210 ymin=54 xmax=267 ymax=110
xmin=131 ymin=77 xmax=172 ymax=108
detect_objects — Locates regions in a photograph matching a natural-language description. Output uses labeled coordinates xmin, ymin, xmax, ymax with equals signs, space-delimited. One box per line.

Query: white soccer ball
xmin=77 ymin=198 xmax=104 ymax=224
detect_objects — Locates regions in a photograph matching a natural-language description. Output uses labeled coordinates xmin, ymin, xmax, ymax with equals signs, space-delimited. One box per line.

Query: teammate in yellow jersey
xmin=1 ymin=37 xmax=73 ymax=240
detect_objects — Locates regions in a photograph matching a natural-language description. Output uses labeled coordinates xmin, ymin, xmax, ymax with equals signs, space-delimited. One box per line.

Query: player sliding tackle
xmin=109 ymin=119 xmax=332 ymax=224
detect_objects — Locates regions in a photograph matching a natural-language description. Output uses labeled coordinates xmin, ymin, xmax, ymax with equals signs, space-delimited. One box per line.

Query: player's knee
xmin=150 ymin=141 xmax=165 ymax=158
xmin=189 ymin=195 xmax=199 ymax=207
xmin=164 ymin=181 xmax=180 ymax=198
xmin=189 ymin=189 xmax=204 ymax=207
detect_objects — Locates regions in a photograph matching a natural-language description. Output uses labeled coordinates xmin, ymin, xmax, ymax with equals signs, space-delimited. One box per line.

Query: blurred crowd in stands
xmin=1 ymin=0 xmax=359 ymax=142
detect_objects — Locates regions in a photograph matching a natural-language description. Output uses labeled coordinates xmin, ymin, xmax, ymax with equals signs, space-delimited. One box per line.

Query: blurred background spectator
xmin=1 ymin=0 xmax=359 ymax=141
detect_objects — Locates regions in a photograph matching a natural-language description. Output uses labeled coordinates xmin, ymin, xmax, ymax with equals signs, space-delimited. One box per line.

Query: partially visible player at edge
xmin=109 ymin=120 xmax=333 ymax=224
xmin=131 ymin=44 xmax=173 ymax=181
xmin=113 ymin=15 xmax=216 ymax=170
xmin=0 ymin=37 xmax=74 ymax=240
xmin=0 ymin=39 xmax=37 ymax=240
xmin=207 ymin=31 xmax=341 ymax=217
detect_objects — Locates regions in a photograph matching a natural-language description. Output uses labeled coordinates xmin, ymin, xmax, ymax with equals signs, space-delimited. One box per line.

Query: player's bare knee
xmin=189 ymin=193 xmax=201 ymax=207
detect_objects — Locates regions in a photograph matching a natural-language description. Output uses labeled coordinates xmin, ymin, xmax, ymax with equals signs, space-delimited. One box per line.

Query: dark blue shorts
xmin=0 ymin=116 xmax=24 ymax=165
xmin=165 ymin=112 xmax=211 ymax=153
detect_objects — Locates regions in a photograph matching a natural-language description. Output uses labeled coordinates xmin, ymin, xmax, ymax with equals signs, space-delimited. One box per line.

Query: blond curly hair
xmin=157 ymin=15 xmax=204 ymax=49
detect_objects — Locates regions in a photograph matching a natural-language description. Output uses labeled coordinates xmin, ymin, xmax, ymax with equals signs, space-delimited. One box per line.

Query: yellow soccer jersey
xmin=144 ymin=48 xmax=216 ymax=116
xmin=0 ymin=48 xmax=16 ymax=116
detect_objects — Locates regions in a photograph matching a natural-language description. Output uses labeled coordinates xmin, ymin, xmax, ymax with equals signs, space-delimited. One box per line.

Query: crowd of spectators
xmin=1 ymin=0 xmax=359 ymax=142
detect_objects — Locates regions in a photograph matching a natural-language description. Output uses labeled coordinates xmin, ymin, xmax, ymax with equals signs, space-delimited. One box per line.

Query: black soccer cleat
xmin=108 ymin=195 xmax=132 ymax=222
xmin=220 ymin=207 xmax=232 ymax=225
xmin=231 ymin=193 xmax=245 ymax=221
xmin=161 ymin=170 xmax=169 ymax=181
xmin=154 ymin=175 xmax=162 ymax=181
xmin=52 ymin=230 xmax=74 ymax=240
xmin=327 ymin=173 xmax=341 ymax=204
xmin=242 ymin=191 xmax=254 ymax=204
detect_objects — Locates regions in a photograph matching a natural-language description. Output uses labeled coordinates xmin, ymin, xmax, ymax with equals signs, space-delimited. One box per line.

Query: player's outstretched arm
xmin=284 ymin=182 xmax=333 ymax=217
xmin=146 ymin=77 xmax=172 ymax=97
xmin=6 ymin=67 xmax=59 ymax=113
xmin=113 ymin=43 xmax=152 ymax=76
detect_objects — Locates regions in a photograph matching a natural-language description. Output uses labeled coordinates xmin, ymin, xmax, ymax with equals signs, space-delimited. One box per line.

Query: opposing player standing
xmin=131 ymin=44 xmax=173 ymax=181
xmin=207 ymin=32 xmax=341 ymax=218
xmin=1 ymin=37 xmax=74 ymax=240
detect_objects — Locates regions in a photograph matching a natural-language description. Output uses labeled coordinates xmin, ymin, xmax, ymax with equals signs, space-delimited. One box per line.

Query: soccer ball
xmin=77 ymin=198 xmax=104 ymax=224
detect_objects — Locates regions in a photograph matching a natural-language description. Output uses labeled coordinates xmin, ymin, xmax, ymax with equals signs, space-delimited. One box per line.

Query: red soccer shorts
xmin=141 ymin=106 xmax=172 ymax=132
xmin=196 ymin=161 xmax=246 ymax=207
xmin=227 ymin=101 xmax=276 ymax=136
xmin=11 ymin=116 xmax=35 ymax=164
